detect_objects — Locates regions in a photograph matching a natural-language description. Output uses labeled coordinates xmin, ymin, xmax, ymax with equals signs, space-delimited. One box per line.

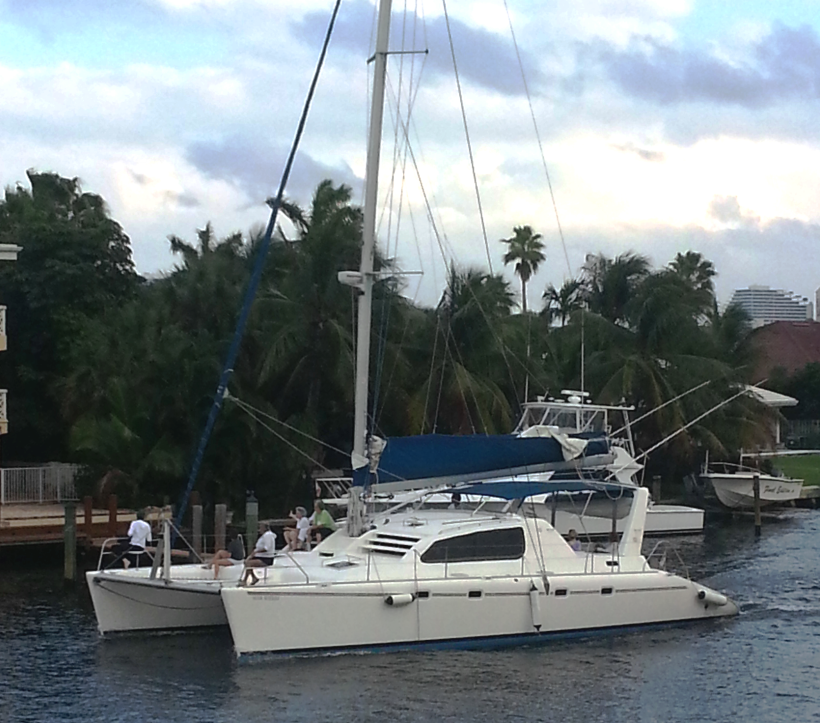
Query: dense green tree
xmin=0 ymin=169 xmax=778 ymax=509
xmin=0 ymin=171 xmax=140 ymax=460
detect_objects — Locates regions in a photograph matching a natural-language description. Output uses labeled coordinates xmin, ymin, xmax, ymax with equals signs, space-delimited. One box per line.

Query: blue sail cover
xmin=357 ymin=432 xmax=611 ymax=491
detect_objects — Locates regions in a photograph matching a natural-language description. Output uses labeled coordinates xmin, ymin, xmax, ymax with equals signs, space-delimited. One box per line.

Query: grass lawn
xmin=771 ymin=454 xmax=820 ymax=487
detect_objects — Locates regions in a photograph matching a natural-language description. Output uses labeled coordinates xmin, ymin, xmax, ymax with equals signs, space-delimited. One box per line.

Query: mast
xmin=341 ymin=0 xmax=393 ymax=535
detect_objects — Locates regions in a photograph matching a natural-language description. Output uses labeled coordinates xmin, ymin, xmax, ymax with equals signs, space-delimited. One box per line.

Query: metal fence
xmin=0 ymin=465 xmax=79 ymax=504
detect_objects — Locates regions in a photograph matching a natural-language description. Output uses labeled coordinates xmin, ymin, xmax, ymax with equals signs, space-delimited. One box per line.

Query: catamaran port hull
xmin=86 ymin=567 xmax=234 ymax=634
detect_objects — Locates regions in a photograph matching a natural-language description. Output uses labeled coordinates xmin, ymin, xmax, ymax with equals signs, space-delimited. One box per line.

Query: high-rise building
xmin=729 ymin=285 xmax=812 ymax=328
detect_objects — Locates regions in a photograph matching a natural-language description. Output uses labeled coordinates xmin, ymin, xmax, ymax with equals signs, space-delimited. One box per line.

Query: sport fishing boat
xmin=319 ymin=391 xmax=705 ymax=538
xmin=218 ymin=0 xmax=735 ymax=657
xmin=513 ymin=392 xmax=704 ymax=536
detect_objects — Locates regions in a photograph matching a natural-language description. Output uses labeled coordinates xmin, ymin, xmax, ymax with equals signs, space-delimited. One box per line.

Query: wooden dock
xmin=0 ymin=498 xmax=138 ymax=547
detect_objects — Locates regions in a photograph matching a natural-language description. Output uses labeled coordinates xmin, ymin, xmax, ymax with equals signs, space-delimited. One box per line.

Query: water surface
xmin=2 ymin=511 xmax=819 ymax=722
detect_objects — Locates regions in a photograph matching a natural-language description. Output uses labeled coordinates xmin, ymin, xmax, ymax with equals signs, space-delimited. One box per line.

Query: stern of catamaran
xmin=619 ymin=486 xmax=649 ymax=557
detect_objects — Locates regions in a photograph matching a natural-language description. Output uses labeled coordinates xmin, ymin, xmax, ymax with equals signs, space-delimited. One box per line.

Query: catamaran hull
xmin=86 ymin=569 xmax=229 ymax=634
xmin=221 ymin=572 xmax=735 ymax=657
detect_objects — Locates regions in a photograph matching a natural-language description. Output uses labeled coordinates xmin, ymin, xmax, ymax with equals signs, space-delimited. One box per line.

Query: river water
xmin=2 ymin=510 xmax=819 ymax=723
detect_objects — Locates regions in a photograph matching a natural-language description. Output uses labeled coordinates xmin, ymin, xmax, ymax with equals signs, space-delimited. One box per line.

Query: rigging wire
xmin=503 ymin=0 xmax=573 ymax=281
xmin=441 ymin=0 xmax=493 ymax=274
xmin=387 ymin=84 xmax=528 ymax=425
xmin=172 ymin=0 xmax=344 ymax=530
xmin=226 ymin=393 xmax=344 ymax=471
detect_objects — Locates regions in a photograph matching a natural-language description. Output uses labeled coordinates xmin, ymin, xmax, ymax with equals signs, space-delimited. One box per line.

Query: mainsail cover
xmin=355 ymin=432 xmax=611 ymax=492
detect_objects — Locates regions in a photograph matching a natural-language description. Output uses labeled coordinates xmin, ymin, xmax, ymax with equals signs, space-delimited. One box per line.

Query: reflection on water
xmin=1 ymin=510 xmax=819 ymax=722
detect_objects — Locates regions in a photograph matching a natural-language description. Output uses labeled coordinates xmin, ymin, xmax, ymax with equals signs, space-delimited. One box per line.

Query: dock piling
xmin=652 ymin=475 xmax=662 ymax=503
xmin=64 ymin=502 xmax=76 ymax=583
xmin=107 ymin=495 xmax=118 ymax=539
xmin=246 ymin=492 xmax=258 ymax=552
xmin=753 ymin=473 xmax=762 ymax=537
xmin=192 ymin=504 xmax=203 ymax=556
xmin=83 ymin=496 xmax=93 ymax=549
xmin=215 ymin=504 xmax=227 ymax=551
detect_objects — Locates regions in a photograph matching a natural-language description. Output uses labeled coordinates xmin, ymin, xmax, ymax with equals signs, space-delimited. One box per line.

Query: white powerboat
xmin=691 ymin=462 xmax=803 ymax=510
xmin=220 ymin=484 xmax=735 ymax=657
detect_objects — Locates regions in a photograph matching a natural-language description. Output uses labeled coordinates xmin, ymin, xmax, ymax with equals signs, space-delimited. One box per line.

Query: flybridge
xmin=515 ymin=390 xmax=636 ymax=439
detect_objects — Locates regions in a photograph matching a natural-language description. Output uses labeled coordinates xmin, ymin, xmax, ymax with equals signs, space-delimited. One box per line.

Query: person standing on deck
xmin=122 ymin=509 xmax=152 ymax=568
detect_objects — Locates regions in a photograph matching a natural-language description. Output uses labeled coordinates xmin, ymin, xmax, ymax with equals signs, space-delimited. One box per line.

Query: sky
xmin=2 ymin=0 xmax=820 ymax=311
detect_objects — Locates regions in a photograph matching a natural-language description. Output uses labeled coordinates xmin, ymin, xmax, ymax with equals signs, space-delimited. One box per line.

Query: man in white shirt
xmin=122 ymin=509 xmax=152 ymax=569
xmin=242 ymin=522 xmax=277 ymax=586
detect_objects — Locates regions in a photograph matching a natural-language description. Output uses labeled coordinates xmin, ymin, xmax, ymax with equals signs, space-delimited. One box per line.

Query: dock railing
xmin=0 ymin=464 xmax=79 ymax=504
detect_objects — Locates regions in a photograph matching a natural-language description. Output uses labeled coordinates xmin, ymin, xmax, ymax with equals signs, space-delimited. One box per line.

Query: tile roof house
xmin=748 ymin=321 xmax=820 ymax=380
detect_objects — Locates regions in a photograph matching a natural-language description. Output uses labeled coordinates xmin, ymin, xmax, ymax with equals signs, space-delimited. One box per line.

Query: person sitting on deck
xmin=241 ymin=522 xmax=277 ymax=586
xmin=205 ymin=533 xmax=245 ymax=579
xmin=282 ymin=506 xmax=310 ymax=552
xmin=122 ymin=509 xmax=152 ymax=569
xmin=308 ymin=500 xmax=338 ymax=546
xmin=566 ymin=528 xmax=582 ymax=552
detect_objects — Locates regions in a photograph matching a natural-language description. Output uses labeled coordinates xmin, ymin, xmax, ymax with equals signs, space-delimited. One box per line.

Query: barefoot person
xmin=205 ymin=533 xmax=245 ymax=579
xmin=241 ymin=522 xmax=277 ymax=586
xmin=282 ymin=507 xmax=310 ymax=552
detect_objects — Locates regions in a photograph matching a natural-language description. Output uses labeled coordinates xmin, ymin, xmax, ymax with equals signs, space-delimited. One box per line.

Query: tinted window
xmin=420 ymin=528 xmax=525 ymax=563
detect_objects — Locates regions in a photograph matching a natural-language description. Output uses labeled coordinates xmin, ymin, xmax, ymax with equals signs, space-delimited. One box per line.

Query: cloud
xmin=292 ymin=0 xmax=545 ymax=97
xmin=612 ymin=142 xmax=665 ymax=162
xmin=185 ymin=135 xmax=360 ymax=206
xmin=597 ymin=23 xmax=820 ymax=108
xmin=707 ymin=195 xmax=760 ymax=227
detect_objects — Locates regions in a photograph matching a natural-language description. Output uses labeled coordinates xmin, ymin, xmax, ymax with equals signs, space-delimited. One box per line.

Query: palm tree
xmin=668 ymin=251 xmax=716 ymax=321
xmin=543 ymin=278 xmax=583 ymax=327
xmin=408 ymin=265 xmax=516 ymax=435
xmin=500 ymin=225 xmax=545 ymax=313
xmin=251 ymin=180 xmax=363 ymax=461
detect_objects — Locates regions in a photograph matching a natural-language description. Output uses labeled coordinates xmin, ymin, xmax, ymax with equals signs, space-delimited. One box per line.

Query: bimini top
xmin=449 ymin=478 xmax=634 ymax=501
xmin=360 ymin=432 xmax=612 ymax=493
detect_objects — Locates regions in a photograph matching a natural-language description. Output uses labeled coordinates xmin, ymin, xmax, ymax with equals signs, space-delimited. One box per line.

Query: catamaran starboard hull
xmin=220 ymin=571 xmax=736 ymax=657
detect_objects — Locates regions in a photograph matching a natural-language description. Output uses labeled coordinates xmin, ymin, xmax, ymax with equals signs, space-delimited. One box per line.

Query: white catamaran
xmin=87 ymin=0 xmax=735 ymax=646
xmin=218 ymin=0 xmax=736 ymax=657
